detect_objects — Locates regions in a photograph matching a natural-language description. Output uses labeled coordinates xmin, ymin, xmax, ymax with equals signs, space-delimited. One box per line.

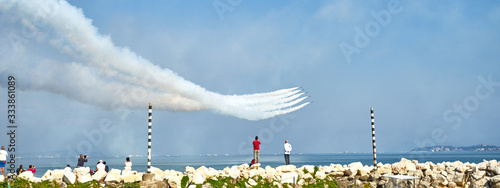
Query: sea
xmin=12 ymin=151 xmax=500 ymax=177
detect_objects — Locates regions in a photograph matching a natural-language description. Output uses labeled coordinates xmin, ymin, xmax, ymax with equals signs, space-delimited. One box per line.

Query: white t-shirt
xmin=0 ymin=150 xmax=7 ymax=161
xmin=64 ymin=167 xmax=72 ymax=173
xmin=96 ymin=163 xmax=106 ymax=171
xmin=124 ymin=161 xmax=132 ymax=170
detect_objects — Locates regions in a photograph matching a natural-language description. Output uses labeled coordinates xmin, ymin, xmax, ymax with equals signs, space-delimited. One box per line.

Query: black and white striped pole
xmin=371 ymin=108 xmax=377 ymax=169
xmin=147 ymin=103 xmax=152 ymax=174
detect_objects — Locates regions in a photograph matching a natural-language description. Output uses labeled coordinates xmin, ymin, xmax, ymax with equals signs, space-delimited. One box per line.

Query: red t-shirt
xmin=253 ymin=140 xmax=261 ymax=150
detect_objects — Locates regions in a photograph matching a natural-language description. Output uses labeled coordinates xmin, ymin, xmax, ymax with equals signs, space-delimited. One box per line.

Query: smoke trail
xmin=0 ymin=0 xmax=310 ymax=120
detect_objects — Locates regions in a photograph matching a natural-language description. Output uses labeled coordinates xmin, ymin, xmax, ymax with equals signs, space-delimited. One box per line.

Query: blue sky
xmin=0 ymin=0 xmax=499 ymax=158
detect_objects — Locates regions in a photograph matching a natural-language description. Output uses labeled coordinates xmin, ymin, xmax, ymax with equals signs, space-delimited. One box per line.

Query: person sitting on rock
xmin=103 ymin=161 xmax=109 ymax=173
xmin=16 ymin=164 xmax=25 ymax=175
xmin=124 ymin=157 xmax=132 ymax=171
xmin=27 ymin=165 xmax=36 ymax=176
xmin=64 ymin=164 xmax=72 ymax=173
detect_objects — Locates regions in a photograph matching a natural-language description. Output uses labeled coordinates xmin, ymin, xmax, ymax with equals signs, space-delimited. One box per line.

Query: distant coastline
xmin=411 ymin=144 xmax=500 ymax=152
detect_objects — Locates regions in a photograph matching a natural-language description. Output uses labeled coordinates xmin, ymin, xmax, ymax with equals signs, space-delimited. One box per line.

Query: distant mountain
xmin=411 ymin=144 xmax=500 ymax=152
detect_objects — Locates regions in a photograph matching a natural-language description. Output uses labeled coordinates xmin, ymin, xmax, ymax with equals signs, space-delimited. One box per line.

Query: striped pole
xmin=147 ymin=103 xmax=152 ymax=173
xmin=371 ymin=108 xmax=377 ymax=169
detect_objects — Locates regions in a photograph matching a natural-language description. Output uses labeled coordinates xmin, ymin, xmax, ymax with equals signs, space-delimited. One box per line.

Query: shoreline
xmin=1 ymin=158 xmax=499 ymax=187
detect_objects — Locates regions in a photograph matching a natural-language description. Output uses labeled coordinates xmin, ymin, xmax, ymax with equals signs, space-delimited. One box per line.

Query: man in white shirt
xmin=0 ymin=146 xmax=8 ymax=176
xmin=284 ymin=140 xmax=292 ymax=165
xmin=96 ymin=160 xmax=106 ymax=172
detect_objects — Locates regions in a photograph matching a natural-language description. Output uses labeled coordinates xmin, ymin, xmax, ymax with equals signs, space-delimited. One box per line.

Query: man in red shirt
xmin=253 ymin=136 xmax=261 ymax=163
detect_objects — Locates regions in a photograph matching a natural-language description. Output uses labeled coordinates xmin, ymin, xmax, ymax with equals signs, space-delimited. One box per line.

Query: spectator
xmin=0 ymin=146 xmax=7 ymax=176
xmin=27 ymin=165 xmax=36 ymax=176
xmin=124 ymin=157 xmax=132 ymax=171
xmin=16 ymin=164 xmax=25 ymax=175
xmin=77 ymin=154 xmax=88 ymax=167
xmin=64 ymin=165 xmax=72 ymax=173
xmin=103 ymin=161 xmax=109 ymax=173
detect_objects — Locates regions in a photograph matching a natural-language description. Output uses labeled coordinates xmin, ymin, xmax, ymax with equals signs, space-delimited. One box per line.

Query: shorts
xmin=0 ymin=161 xmax=5 ymax=168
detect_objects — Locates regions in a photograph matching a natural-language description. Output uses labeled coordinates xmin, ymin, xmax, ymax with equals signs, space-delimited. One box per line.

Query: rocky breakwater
xmin=1 ymin=158 xmax=499 ymax=187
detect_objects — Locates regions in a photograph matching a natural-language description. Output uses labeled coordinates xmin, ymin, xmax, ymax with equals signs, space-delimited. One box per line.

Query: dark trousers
xmin=284 ymin=154 xmax=290 ymax=165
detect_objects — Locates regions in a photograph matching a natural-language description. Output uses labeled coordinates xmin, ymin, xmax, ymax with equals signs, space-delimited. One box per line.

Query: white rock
xmin=315 ymin=171 xmax=326 ymax=180
xmin=18 ymin=171 xmax=34 ymax=179
xmin=248 ymin=178 xmax=258 ymax=186
xmin=303 ymin=173 xmax=313 ymax=179
xmin=491 ymin=175 xmax=500 ymax=183
xmin=488 ymin=165 xmax=500 ymax=175
xmin=104 ymin=172 xmax=122 ymax=183
xmin=78 ymin=174 xmax=93 ymax=184
xmin=73 ymin=167 xmax=90 ymax=177
xmin=238 ymin=163 xmax=249 ymax=171
xmin=297 ymin=179 xmax=305 ymax=186
xmin=348 ymin=162 xmax=363 ymax=172
xmin=250 ymin=163 xmax=260 ymax=169
xmin=151 ymin=166 xmax=164 ymax=177
xmin=301 ymin=165 xmax=315 ymax=173
xmin=92 ymin=170 xmax=107 ymax=181
xmin=277 ymin=165 xmax=296 ymax=173
xmin=123 ymin=172 xmax=142 ymax=183
xmin=109 ymin=169 xmax=121 ymax=176
xmin=0 ymin=175 xmax=4 ymax=183
xmin=185 ymin=166 xmax=195 ymax=174
xmin=63 ymin=171 xmax=76 ymax=184
xmin=193 ymin=172 xmax=205 ymax=184
xmin=478 ymin=161 xmax=488 ymax=170
xmin=53 ymin=169 xmax=66 ymax=179
xmin=281 ymin=172 xmax=298 ymax=184
xmin=229 ymin=166 xmax=240 ymax=179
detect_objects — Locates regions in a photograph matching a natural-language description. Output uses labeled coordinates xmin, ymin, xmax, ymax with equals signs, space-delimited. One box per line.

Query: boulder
xmin=297 ymin=179 xmax=305 ymax=186
xmin=248 ymin=178 xmax=258 ymax=186
xmin=18 ymin=171 xmax=34 ymax=180
xmin=78 ymin=174 xmax=93 ymax=184
xmin=109 ymin=169 xmax=121 ymax=176
xmin=489 ymin=165 xmax=500 ymax=175
xmin=472 ymin=177 xmax=489 ymax=187
xmin=492 ymin=175 xmax=500 ymax=184
xmin=238 ymin=163 xmax=249 ymax=171
xmin=331 ymin=171 xmax=344 ymax=177
xmin=50 ymin=169 xmax=66 ymax=181
xmin=185 ymin=166 xmax=195 ymax=174
xmin=92 ymin=170 xmax=107 ymax=181
xmin=301 ymin=165 xmax=315 ymax=173
xmin=277 ymin=165 xmax=296 ymax=173
xmin=344 ymin=168 xmax=356 ymax=176
xmin=377 ymin=164 xmax=392 ymax=174
xmin=472 ymin=170 xmax=486 ymax=180
xmin=303 ymin=173 xmax=313 ymax=179
xmin=104 ymin=172 xmax=122 ymax=183
xmin=281 ymin=172 xmax=298 ymax=184
xmin=431 ymin=172 xmax=448 ymax=186
xmin=191 ymin=172 xmax=203 ymax=185
xmin=228 ymin=166 xmax=240 ymax=179
xmin=250 ymin=163 xmax=260 ymax=169
xmin=123 ymin=172 xmax=143 ymax=183
xmin=448 ymin=172 xmax=464 ymax=186
xmin=315 ymin=171 xmax=326 ymax=180
xmin=348 ymin=162 xmax=363 ymax=172
xmin=63 ymin=171 xmax=76 ymax=184
xmin=478 ymin=161 xmax=488 ymax=170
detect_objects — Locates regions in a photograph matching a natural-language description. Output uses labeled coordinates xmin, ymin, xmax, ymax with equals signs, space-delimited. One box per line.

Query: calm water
xmin=12 ymin=152 xmax=500 ymax=177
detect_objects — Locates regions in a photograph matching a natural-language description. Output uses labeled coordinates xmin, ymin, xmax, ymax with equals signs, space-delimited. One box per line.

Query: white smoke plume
xmin=0 ymin=0 xmax=310 ymax=120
